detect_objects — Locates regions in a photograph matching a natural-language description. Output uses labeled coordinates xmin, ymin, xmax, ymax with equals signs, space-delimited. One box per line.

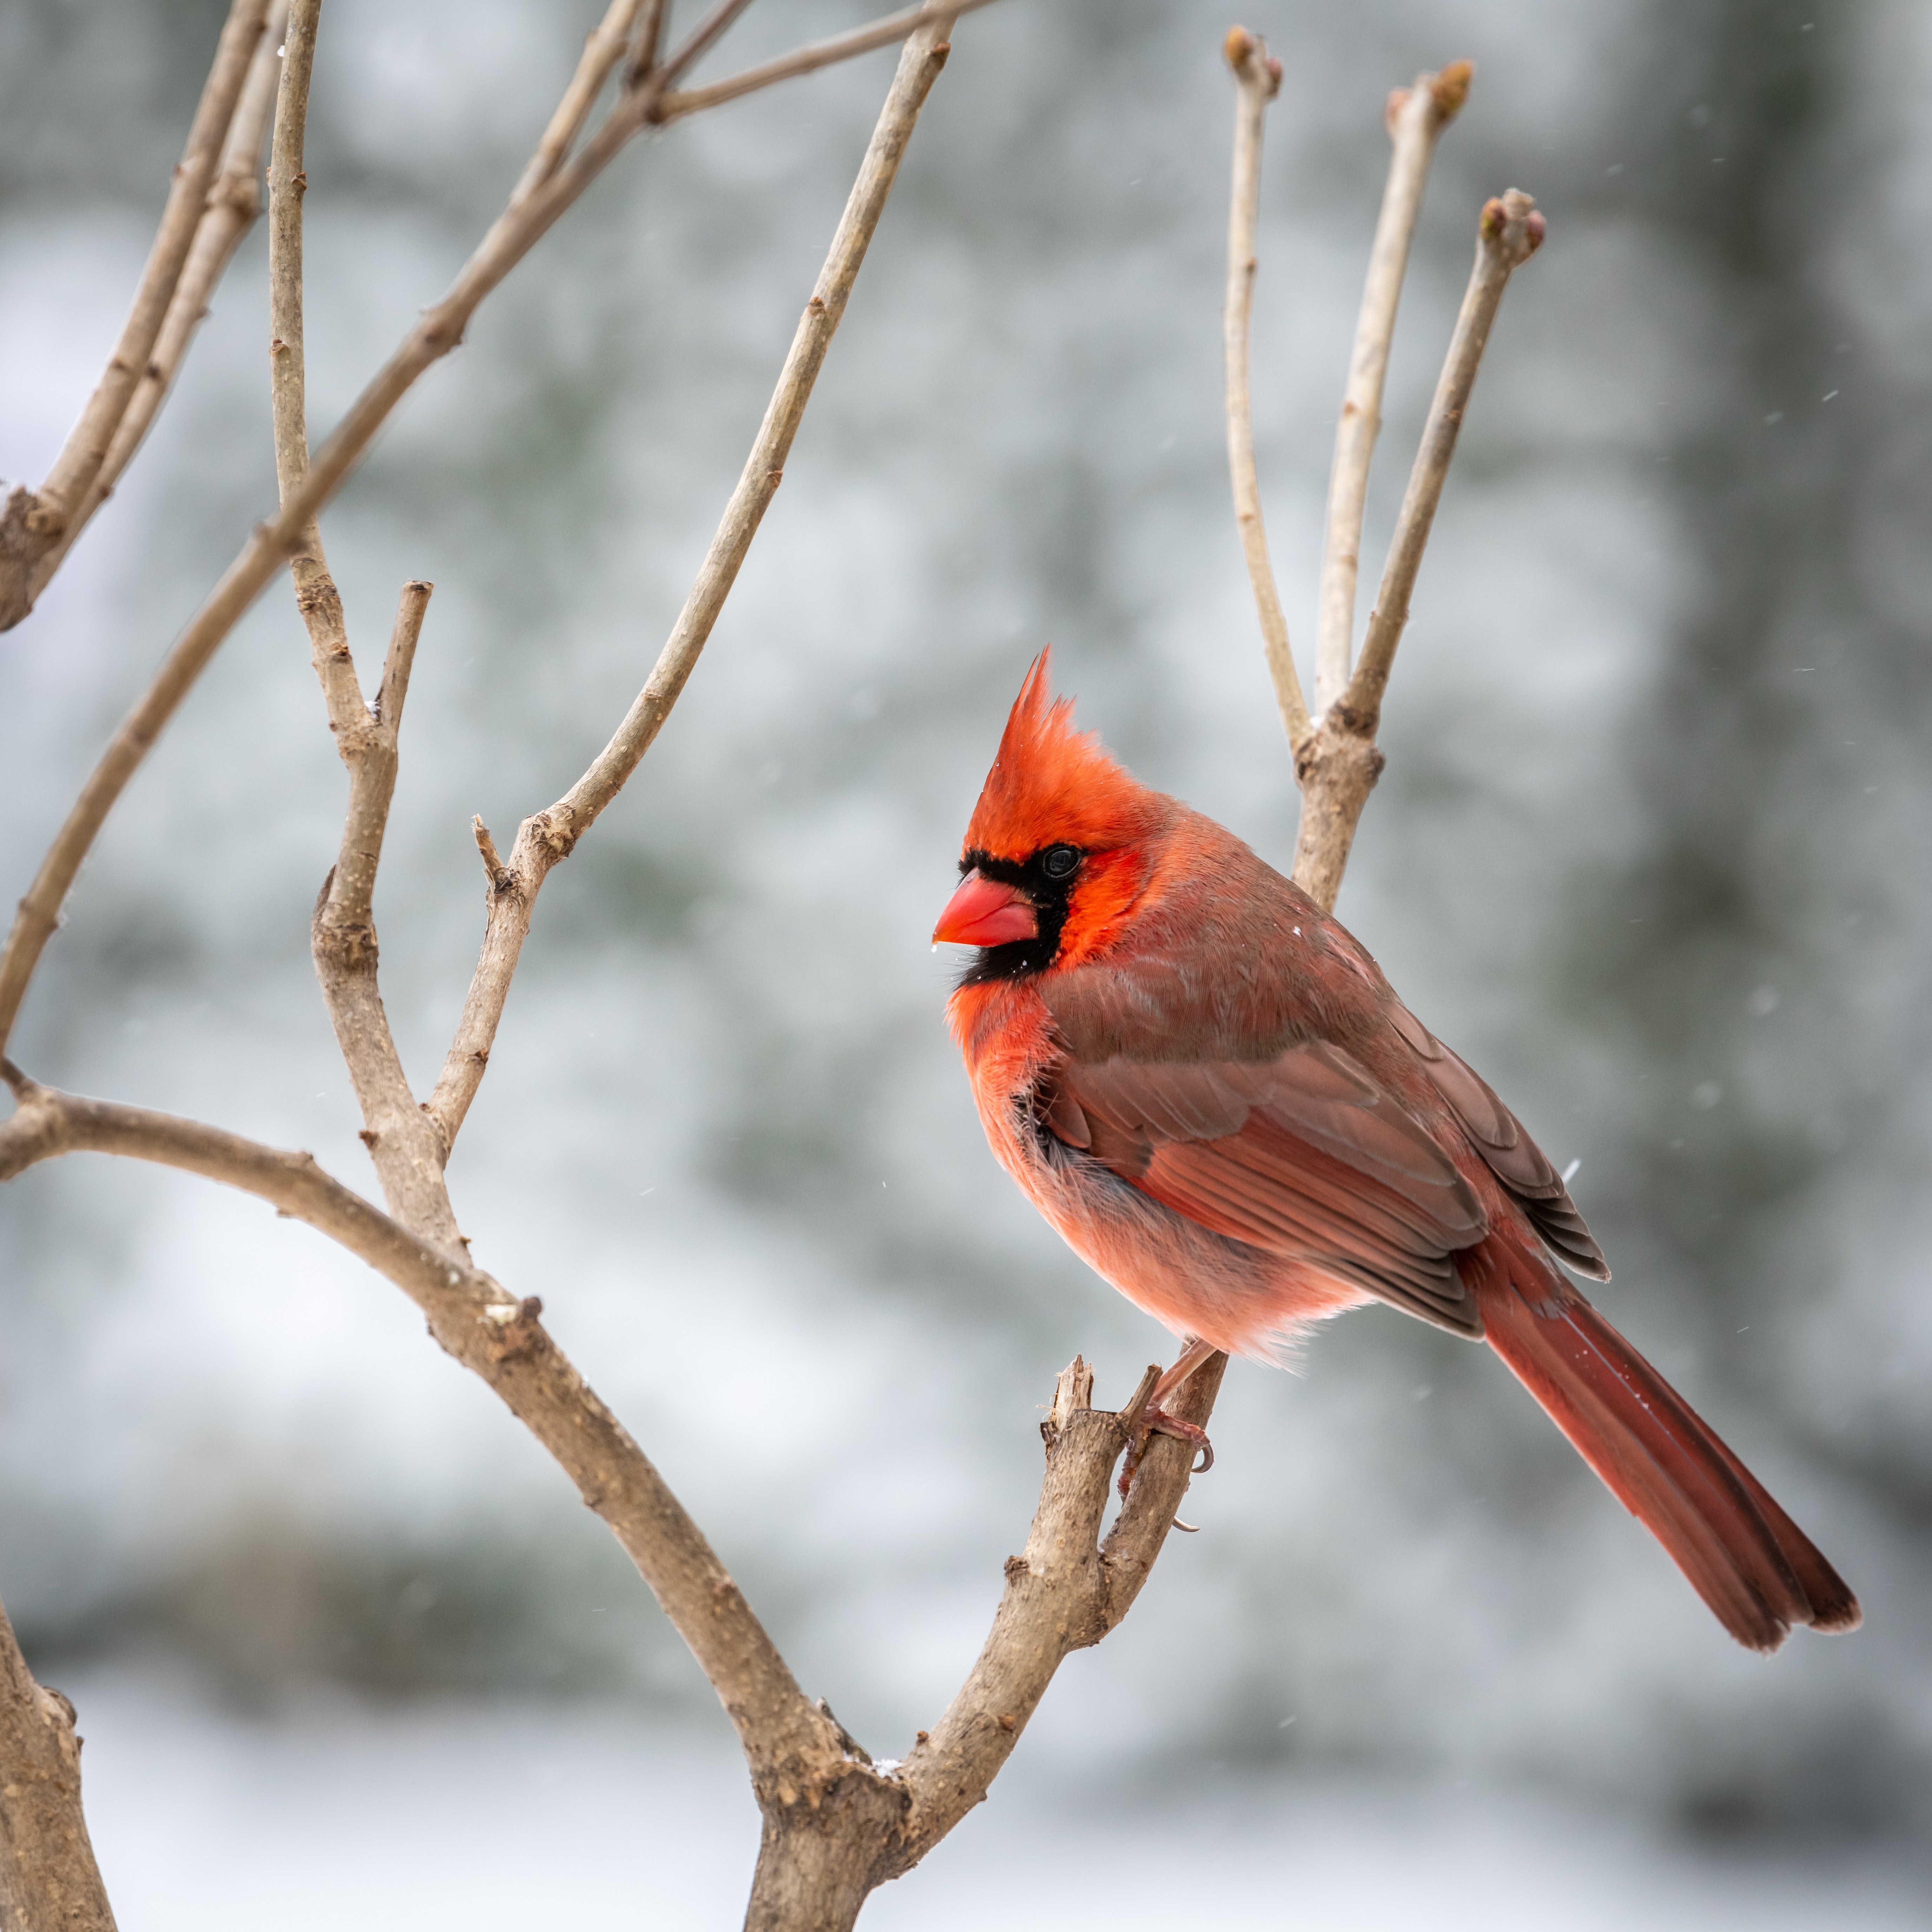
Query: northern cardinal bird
xmin=934 ymin=654 xmax=1859 ymax=1652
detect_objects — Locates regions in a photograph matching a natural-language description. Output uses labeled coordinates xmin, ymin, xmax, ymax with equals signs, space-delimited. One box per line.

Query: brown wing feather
xmin=1389 ymin=1001 xmax=1610 ymax=1281
xmin=1052 ymin=1043 xmax=1490 ymax=1337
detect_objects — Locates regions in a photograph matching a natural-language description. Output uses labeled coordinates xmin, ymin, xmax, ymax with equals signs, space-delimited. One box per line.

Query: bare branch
xmin=630 ymin=0 xmax=670 ymax=80
xmin=262 ymin=6 xmax=461 ymax=1245
xmin=0 ymin=0 xmax=990 ymax=1063
xmin=0 ymin=1066 xmax=840 ymax=1798
xmin=1289 ymin=188 xmax=1543 ymax=912
xmin=427 ymin=15 xmax=962 ymax=1154
xmin=374 ymin=578 xmax=428 ymax=735
xmin=0 ymin=1592 xmax=117 ymax=1932
xmin=881 ymin=1353 xmax=1227 ymax=1878
xmin=648 ymin=0 xmax=760 ymax=99
xmin=1345 ymin=188 xmax=1543 ymax=722
xmin=654 ymin=0 xmax=1002 ymax=122
xmin=307 ymin=585 xmax=460 ymax=1243
xmin=735 ymin=1348 xmax=1228 ymax=1923
xmin=322 ymin=581 xmax=430 ymax=934
xmin=25 ymin=3 xmax=290 ymax=602
xmin=1312 ymin=61 xmax=1471 ymax=713
xmin=0 ymin=0 xmax=271 ymax=630
xmin=269 ymin=0 xmax=365 ymax=747
xmin=1222 ymin=28 xmax=1311 ymax=751
xmin=512 ymin=0 xmax=649 ymax=208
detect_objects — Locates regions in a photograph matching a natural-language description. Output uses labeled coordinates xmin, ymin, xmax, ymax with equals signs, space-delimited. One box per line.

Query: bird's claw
xmin=1117 ymin=1403 xmax=1215 ymax=1499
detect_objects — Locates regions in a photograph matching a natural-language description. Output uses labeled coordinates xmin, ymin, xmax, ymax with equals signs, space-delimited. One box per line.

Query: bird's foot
xmin=1118 ymin=1403 xmax=1215 ymax=1499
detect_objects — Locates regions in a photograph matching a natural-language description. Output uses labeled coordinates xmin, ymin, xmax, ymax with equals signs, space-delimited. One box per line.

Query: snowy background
xmin=2 ymin=0 xmax=1929 ymax=1922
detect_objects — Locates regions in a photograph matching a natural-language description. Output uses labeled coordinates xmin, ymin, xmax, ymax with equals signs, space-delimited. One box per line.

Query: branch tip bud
xmin=1430 ymin=59 xmax=1474 ymax=119
xmin=1223 ymin=25 xmax=1254 ymax=72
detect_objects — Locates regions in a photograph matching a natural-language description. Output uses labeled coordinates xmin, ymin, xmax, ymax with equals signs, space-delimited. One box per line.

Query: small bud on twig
xmin=1430 ymin=58 xmax=1474 ymax=119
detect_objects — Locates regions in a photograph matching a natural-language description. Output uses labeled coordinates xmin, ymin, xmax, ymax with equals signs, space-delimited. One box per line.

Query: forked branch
xmin=264 ymin=0 xmax=461 ymax=1246
xmin=653 ymin=0 xmax=1002 ymax=121
xmin=1217 ymin=32 xmax=1536 ymax=912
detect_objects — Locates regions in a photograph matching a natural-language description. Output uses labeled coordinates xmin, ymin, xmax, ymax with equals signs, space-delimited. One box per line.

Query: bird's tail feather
xmin=1468 ymin=1238 xmax=1860 ymax=1652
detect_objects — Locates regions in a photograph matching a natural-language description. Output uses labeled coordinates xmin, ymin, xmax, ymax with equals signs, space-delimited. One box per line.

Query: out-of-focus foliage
xmin=2 ymin=0 xmax=1927 ymax=1850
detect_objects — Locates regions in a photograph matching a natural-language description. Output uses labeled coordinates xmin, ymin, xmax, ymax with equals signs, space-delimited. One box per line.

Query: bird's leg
xmin=1118 ymin=1337 xmax=1219 ymax=1498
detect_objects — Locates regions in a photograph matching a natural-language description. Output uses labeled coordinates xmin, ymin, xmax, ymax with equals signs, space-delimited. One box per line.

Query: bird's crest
xmin=963 ymin=650 xmax=1160 ymax=862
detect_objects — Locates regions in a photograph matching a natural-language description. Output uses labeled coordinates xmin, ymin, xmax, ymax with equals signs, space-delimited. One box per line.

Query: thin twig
xmin=0 ymin=1063 xmax=837 ymax=1801
xmin=426 ymin=14 xmax=962 ymax=1155
xmin=630 ymin=0 xmax=670 ymax=79
xmin=0 ymin=0 xmax=271 ymax=630
xmin=0 ymin=0 xmax=1001 ymax=1064
xmin=1288 ymin=188 xmax=1543 ymax=912
xmin=269 ymin=0 xmax=363 ymax=745
xmin=323 ymin=582 xmax=430 ymax=933
xmin=646 ymin=0 xmax=760 ymax=101
xmin=654 ymin=0 xmax=1001 ymax=121
xmin=1345 ymin=189 xmax=1544 ymax=722
xmin=26 ymin=2 xmax=290 ymax=602
xmin=1312 ymin=60 xmax=1471 ymax=713
xmin=1222 ymin=28 xmax=1310 ymax=751
xmin=0 ymin=1589 xmax=116 ymax=1931
xmin=512 ymin=0 xmax=649 ymax=208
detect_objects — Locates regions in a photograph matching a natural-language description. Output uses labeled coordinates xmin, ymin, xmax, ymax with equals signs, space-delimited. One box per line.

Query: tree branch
xmin=1345 ymin=188 xmax=1543 ymax=722
xmin=886 ymin=1354 xmax=1225 ymax=1867
xmin=0 ymin=1590 xmax=117 ymax=1932
xmin=0 ymin=0 xmax=272 ymax=631
xmin=1312 ymin=61 xmax=1470 ymax=714
xmin=262 ymin=2 xmax=461 ymax=1248
xmin=0 ymin=1062 xmax=842 ymax=1809
xmin=648 ymin=0 xmax=761 ymax=95
xmin=22 ymin=3 xmax=290 ymax=606
xmin=512 ymin=0 xmax=649 ymax=208
xmin=309 ymin=583 xmax=458 ymax=1244
xmin=653 ymin=0 xmax=1002 ymax=123
xmin=1222 ymin=28 xmax=1310 ymax=752
xmin=629 ymin=0 xmax=670 ymax=81
xmin=1288 ymin=190 xmax=1542 ymax=911
xmin=426 ymin=14 xmax=962 ymax=1156
xmin=269 ymin=0 xmax=363 ymax=746
xmin=0 ymin=0 xmax=1000 ymax=1065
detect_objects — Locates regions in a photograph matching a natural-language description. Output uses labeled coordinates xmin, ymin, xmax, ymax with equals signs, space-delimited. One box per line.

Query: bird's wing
xmin=1045 ymin=1040 xmax=1490 ymax=1337
xmin=1385 ymin=1000 xmax=1609 ymax=1281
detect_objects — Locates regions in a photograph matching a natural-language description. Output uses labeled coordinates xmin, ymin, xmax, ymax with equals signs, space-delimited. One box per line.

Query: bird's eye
xmin=1040 ymin=844 xmax=1080 ymax=881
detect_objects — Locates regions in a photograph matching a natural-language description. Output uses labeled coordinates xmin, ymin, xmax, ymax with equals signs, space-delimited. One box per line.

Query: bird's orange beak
xmin=932 ymin=869 xmax=1038 ymax=947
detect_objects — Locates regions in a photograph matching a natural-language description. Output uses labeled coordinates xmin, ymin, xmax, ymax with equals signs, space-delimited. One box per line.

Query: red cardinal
xmin=934 ymin=653 xmax=1859 ymax=1653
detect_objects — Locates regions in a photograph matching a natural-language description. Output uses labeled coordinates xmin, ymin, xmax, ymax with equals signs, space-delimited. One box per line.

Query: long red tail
xmin=1465 ymin=1236 xmax=1860 ymax=1652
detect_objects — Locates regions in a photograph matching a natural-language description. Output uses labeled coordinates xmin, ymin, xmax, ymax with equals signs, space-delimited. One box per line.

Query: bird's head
xmin=933 ymin=650 xmax=1166 ymax=982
